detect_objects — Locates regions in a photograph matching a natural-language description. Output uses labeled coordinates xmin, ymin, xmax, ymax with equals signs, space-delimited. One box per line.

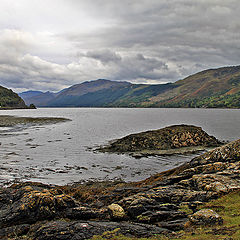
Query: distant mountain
xmin=20 ymin=65 xmax=240 ymax=108
xmin=0 ymin=86 xmax=27 ymax=109
xmin=19 ymin=91 xmax=56 ymax=106
xmin=23 ymin=79 xmax=174 ymax=107
xmin=19 ymin=90 xmax=43 ymax=99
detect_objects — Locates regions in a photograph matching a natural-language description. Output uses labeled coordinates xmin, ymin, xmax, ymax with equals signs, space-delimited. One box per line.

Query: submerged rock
xmin=98 ymin=124 xmax=222 ymax=157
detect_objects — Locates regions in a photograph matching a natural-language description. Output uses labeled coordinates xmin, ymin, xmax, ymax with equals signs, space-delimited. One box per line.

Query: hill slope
xmin=0 ymin=86 xmax=27 ymax=108
xmin=20 ymin=65 xmax=240 ymax=108
xmin=148 ymin=65 xmax=240 ymax=108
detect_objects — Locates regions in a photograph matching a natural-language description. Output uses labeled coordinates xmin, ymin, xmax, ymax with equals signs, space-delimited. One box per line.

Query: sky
xmin=0 ymin=0 xmax=240 ymax=92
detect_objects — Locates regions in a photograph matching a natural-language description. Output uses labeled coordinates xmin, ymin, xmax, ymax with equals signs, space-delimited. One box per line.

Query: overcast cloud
xmin=0 ymin=0 xmax=240 ymax=92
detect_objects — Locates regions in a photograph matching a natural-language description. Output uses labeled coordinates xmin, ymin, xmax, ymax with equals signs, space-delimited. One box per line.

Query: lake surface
xmin=0 ymin=108 xmax=239 ymax=186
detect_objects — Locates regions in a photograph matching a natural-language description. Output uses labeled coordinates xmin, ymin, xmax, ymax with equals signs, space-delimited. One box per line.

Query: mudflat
xmin=0 ymin=115 xmax=70 ymax=127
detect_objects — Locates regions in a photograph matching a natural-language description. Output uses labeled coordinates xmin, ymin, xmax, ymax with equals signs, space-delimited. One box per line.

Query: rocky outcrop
xmin=0 ymin=183 xmax=76 ymax=228
xmin=99 ymin=125 xmax=222 ymax=157
xmin=0 ymin=139 xmax=239 ymax=239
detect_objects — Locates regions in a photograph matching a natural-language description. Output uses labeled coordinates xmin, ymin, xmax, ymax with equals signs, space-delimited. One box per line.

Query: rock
xmin=65 ymin=206 xmax=108 ymax=220
xmin=0 ymin=183 xmax=77 ymax=228
xmin=137 ymin=210 xmax=187 ymax=223
xmin=189 ymin=209 xmax=223 ymax=226
xmin=108 ymin=203 xmax=126 ymax=220
xmin=27 ymin=220 xmax=170 ymax=240
xmin=29 ymin=103 xmax=37 ymax=109
xmin=157 ymin=218 xmax=189 ymax=231
xmin=190 ymin=139 xmax=240 ymax=167
xmin=98 ymin=124 xmax=222 ymax=157
xmin=0 ymin=224 xmax=30 ymax=239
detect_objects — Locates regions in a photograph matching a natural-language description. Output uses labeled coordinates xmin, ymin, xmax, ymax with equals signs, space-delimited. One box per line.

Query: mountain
xmin=19 ymin=91 xmax=56 ymax=106
xmin=147 ymin=65 xmax=240 ymax=108
xmin=0 ymin=86 xmax=27 ymax=109
xmin=20 ymin=65 xmax=240 ymax=108
xmin=33 ymin=79 xmax=175 ymax=107
xmin=19 ymin=91 xmax=43 ymax=99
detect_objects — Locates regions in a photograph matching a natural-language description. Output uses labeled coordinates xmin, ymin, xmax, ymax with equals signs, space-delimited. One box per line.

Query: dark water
xmin=0 ymin=108 xmax=239 ymax=186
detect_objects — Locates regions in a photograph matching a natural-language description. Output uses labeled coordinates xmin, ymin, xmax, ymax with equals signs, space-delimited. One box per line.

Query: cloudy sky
xmin=0 ymin=0 xmax=240 ymax=92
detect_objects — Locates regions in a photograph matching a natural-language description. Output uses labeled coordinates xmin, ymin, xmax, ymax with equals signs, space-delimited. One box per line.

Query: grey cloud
xmin=83 ymin=50 xmax=170 ymax=81
xmin=0 ymin=0 xmax=240 ymax=91
xmin=86 ymin=49 xmax=122 ymax=64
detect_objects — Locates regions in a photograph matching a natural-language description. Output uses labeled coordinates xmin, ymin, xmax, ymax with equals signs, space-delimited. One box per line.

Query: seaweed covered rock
xmin=99 ymin=125 xmax=222 ymax=156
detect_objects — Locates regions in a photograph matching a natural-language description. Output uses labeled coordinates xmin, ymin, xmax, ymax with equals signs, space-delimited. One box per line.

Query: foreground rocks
xmin=98 ymin=124 xmax=222 ymax=157
xmin=0 ymin=139 xmax=239 ymax=239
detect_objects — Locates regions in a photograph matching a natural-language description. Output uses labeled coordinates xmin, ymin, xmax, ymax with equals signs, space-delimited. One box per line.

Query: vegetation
xmin=0 ymin=85 xmax=27 ymax=108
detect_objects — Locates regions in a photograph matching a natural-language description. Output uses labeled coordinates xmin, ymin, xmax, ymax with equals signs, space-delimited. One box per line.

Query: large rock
xmin=108 ymin=203 xmax=126 ymax=220
xmin=189 ymin=209 xmax=223 ymax=226
xmin=0 ymin=183 xmax=77 ymax=228
xmin=99 ymin=124 xmax=222 ymax=156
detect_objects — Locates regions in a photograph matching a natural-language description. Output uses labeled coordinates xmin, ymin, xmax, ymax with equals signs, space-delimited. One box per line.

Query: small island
xmin=98 ymin=125 xmax=222 ymax=157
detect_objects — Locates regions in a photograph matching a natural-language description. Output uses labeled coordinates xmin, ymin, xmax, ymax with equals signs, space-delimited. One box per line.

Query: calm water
xmin=0 ymin=108 xmax=239 ymax=186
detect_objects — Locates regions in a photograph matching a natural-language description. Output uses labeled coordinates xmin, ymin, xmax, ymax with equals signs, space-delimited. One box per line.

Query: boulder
xmin=108 ymin=203 xmax=126 ymax=220
xmin=189 ymin=209 xmax=223 ymax=226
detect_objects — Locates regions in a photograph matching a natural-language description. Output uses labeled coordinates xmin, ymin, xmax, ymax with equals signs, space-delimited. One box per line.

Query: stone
xmin=108 ymin=203 xmax=126 ymax=220
xmin=27 ymin=220 xmax=170 ymax=239
xmin=189 ymin=209 xmax=223 ymax=226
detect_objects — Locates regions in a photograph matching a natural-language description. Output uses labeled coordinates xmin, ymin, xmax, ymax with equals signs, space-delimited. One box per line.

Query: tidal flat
xmin=0 ymin=115 xmax=70 ymax=127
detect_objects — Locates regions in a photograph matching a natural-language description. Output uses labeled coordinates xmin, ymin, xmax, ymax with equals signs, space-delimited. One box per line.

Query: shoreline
xmin=0 ymin=139 xmax=239 ymax=239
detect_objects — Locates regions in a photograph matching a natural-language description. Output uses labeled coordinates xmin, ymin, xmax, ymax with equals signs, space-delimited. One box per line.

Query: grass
xmin=91 ymin=190 xmax=240 ymax=240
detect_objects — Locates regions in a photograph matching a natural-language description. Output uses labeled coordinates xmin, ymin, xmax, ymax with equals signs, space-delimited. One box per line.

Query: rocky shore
xmin=0 ymin=138 xmax=239 ymax=239
xmin=98 ymin=124 xmax=222 ymax=157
